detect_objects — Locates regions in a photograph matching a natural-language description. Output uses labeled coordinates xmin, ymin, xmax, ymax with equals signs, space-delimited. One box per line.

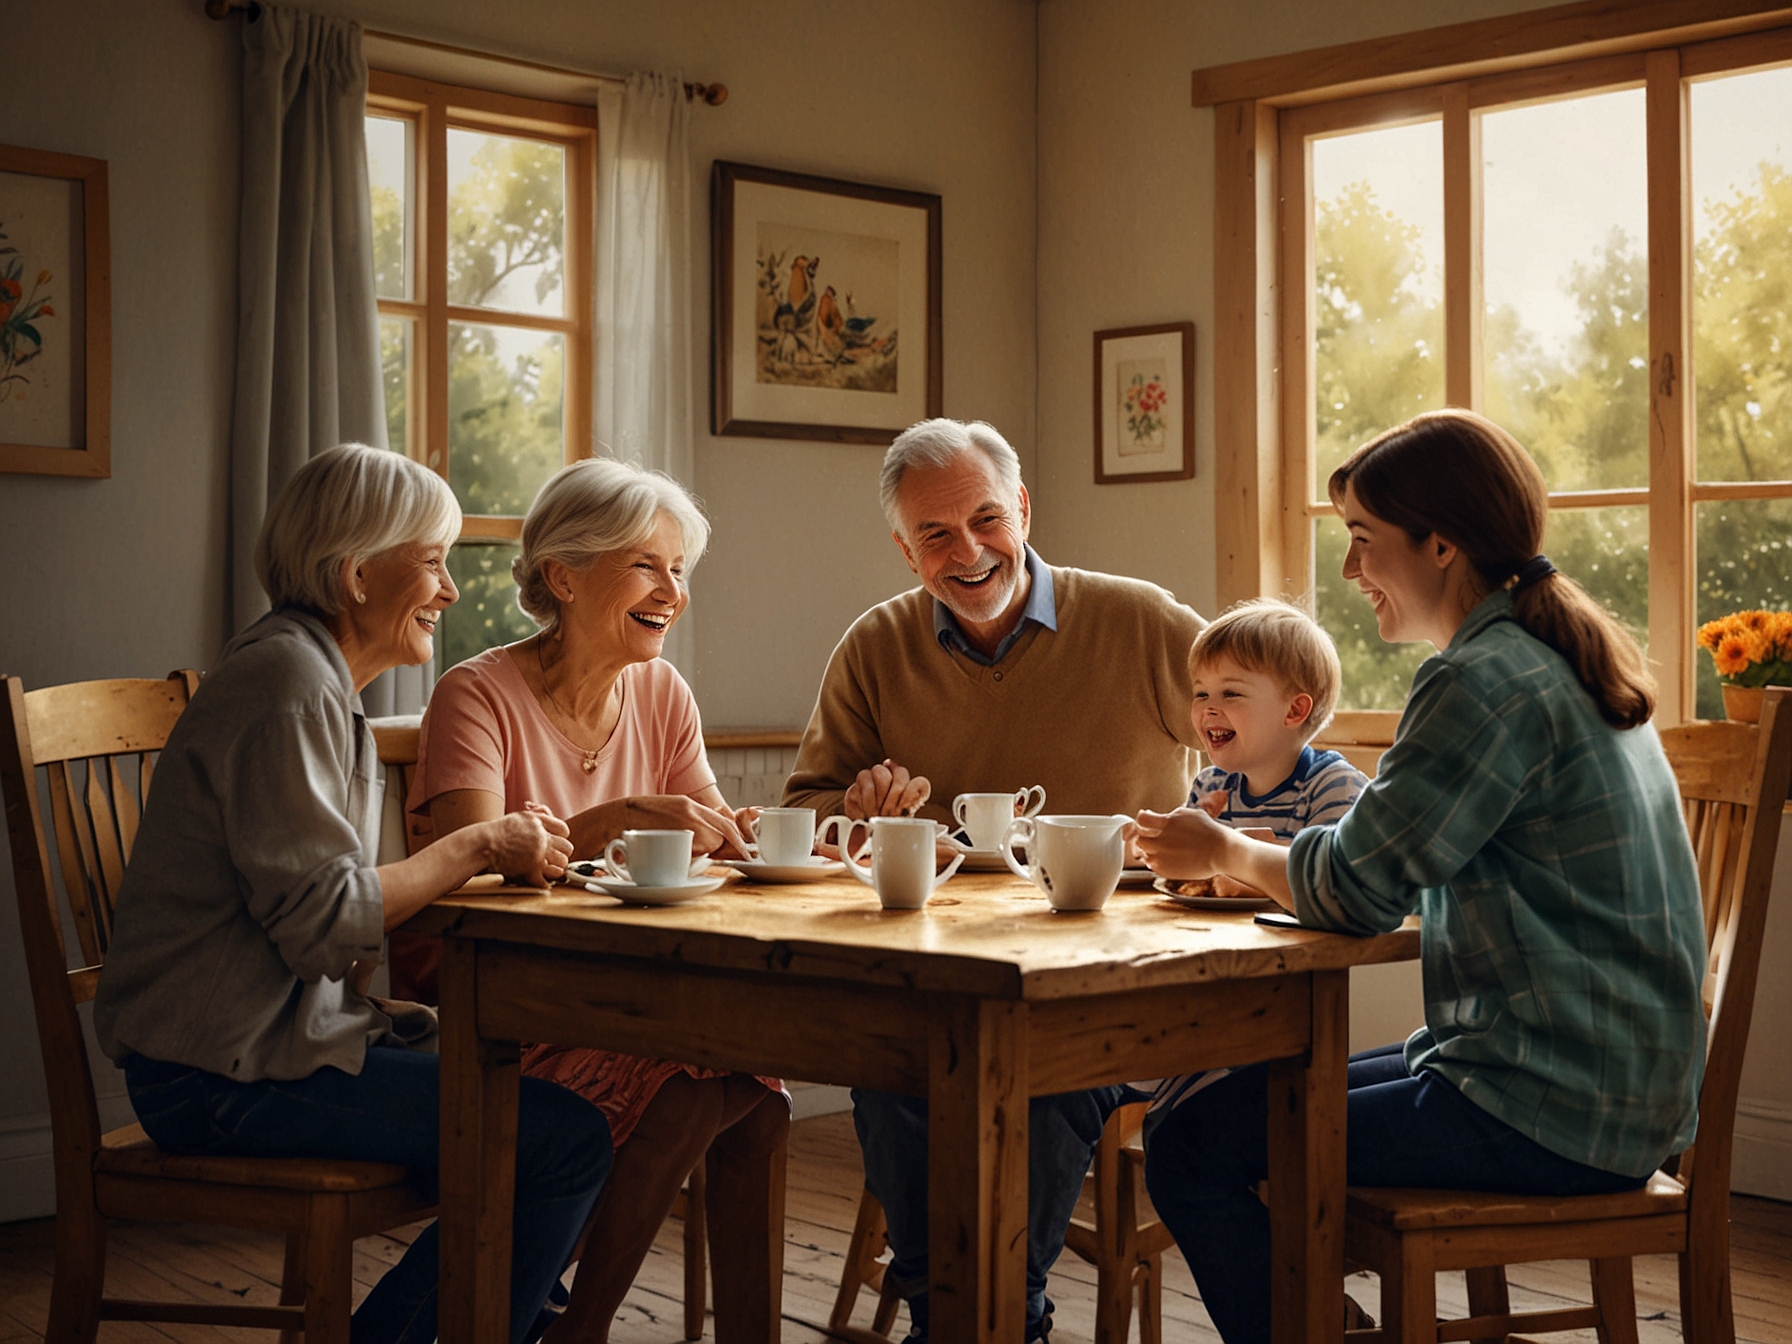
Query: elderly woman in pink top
xmin=408 ymin=457 xmax=788 ymax=1343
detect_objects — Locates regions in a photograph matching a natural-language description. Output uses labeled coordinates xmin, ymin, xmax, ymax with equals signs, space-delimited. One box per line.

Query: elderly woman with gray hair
xmin=409 ymin=456 xmax=790 ymax=1344
xmin=93 ymin=445 xmax=611 ymax=1344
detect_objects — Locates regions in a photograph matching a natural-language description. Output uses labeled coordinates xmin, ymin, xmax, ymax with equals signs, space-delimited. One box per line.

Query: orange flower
xmin=1715 ymin=635 xmax=1753 ymax=679
xmin=38 ymin=305 xmax=53 ymax=317
xmin=1697 ymin=618 xmax=1725 ymax=651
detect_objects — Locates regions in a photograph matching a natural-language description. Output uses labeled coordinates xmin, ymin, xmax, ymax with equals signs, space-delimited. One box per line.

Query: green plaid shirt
xmin=1289 ymin=590 xmax=1706 ymax=1178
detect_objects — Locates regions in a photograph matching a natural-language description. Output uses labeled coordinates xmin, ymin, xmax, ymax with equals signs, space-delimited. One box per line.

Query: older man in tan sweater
xmin=784 ymin=417 xmax=1205 ymax=1344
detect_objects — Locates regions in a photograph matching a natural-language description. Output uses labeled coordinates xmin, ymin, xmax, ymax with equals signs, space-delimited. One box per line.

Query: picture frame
xmin=1093 ymin=321 xmax=1194 ymax=484
xmin=712 ymin=160 xmax=941 ymax=444
xmin=0 ymin=144 xmax=110 ymax=478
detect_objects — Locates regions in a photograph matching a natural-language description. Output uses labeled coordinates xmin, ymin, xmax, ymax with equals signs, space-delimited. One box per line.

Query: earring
xmin=354 ymin=591 xmax=367 ymax=605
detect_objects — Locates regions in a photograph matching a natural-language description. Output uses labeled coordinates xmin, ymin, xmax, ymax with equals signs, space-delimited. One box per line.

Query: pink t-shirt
xmin=409 ymin=647 xmax=715 ymax=836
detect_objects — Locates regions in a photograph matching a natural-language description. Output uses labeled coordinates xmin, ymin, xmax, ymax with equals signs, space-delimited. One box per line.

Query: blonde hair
xmin=255 ymin=445 xmax=460 ymax=616
xmin=513 ymin=457 xmax=710 ymax=630
xmin=1329 ymin=409 xmax=1654 ymax=730
xmin=1189 ymin=598 xmax=1344 ymax=739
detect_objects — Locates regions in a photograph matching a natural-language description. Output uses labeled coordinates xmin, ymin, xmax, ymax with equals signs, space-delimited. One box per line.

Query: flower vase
xmin=1722 ymin=684 xmax=1765 ymax=723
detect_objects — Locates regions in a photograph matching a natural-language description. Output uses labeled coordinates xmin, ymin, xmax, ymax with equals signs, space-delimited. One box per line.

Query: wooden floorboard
xmin=0 ymin=1111 xmax=1788 ymax=1342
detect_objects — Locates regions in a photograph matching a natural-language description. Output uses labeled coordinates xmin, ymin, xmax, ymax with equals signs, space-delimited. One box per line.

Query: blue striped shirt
xmin=1189 ymin=746 xmax=1366 ymax=838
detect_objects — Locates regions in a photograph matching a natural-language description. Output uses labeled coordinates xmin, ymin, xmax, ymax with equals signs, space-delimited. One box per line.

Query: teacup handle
xmin=932 ymin=851 xmax=966 ymax=890
xmin=603 ymin=837 xmax=631 ymax=882
xmin=1015 ymin=786 xmax=1047 ymax=818
xmin=952 ymin=796 xmax=971 ymax=828
xmin=818 ymin=815 xmax=876 ymax=887
xmin=1000 ymin=817 xmax=1037 ymax=885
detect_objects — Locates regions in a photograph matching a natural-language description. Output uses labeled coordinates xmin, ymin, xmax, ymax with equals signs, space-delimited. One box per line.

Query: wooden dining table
xmin=404 ymin=868 xmax=1420 ymax=1344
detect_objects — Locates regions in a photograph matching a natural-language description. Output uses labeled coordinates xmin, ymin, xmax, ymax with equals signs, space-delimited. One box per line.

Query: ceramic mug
xmin=744 ymin=807 xmax=817 ymax=866
xmin=818 ymin=814 xmax=963 ymax=910
xmin=603 ymin=829 xmax=703 ymax=887
xmin=1000 ymin=814 xmax=1132 ymax=911
xmin=952 ymin=786 xmax=1048 ymax=851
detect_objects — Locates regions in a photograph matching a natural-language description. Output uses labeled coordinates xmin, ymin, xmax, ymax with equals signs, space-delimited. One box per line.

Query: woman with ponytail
xmin=1133 ymin=409 xmax=1708 ymax=1344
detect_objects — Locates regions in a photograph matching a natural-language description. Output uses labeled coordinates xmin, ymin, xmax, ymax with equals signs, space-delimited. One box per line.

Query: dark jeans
xmin=1141 ymin=1043 xmax=1646 ymax=1344
xmin=125 ymin=1047 xmax=611 ymax=1344
xmin=852 ymin=1085 xmax=1125 ymax=1340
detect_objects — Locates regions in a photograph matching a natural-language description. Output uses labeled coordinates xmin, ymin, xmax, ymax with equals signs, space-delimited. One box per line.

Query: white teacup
xmin=1000 ymin=814 xmax=1132 ymax=912
xmin=953 ymin=787 xmax=1048 ymax=851
xmin=603 ymin=829 xmax=704 ymax=887
xmin=818 ymin=815 xmax=963 ymax=910
xmin=744 ymin=807 xmax=817 ymax=866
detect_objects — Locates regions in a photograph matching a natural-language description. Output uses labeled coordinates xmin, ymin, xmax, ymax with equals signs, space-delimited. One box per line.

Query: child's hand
xmin=1133 ymin=806 xmax=1233 ymax=880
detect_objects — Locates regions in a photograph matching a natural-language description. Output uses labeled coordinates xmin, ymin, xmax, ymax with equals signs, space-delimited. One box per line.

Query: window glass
xmin=1543 ymin=503 xmax=1649 ymax=655
xmin=1481 ymin=88 xmax=1648 ymax=492
xmin=439 ymin=542 xmax=537 ymax=674
xmin=1691 ymin=65 xmax=1792 ymax=484
xmin=379 ymin=316 xmax=411 ymax=454
xmin=447 ymin=323 xmax=565 ymax=517
xmin=1695 ymin=499 xmax=1792 ymax=717
xmin=446 ymin=129 xmax=567 ymax=317
xmin=366 ymin=115 xmax=411 ymax=301
xmin=1310 ymin=119 xmax=1446 ymax=492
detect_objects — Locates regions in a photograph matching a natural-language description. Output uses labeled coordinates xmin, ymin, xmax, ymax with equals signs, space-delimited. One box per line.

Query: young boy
xmin=1132 ymin=599 xmax=1368 ymax=1113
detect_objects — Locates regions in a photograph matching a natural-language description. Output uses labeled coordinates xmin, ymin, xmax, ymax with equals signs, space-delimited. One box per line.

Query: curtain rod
xmin=202 ymin=1 xmax=729 ymax=104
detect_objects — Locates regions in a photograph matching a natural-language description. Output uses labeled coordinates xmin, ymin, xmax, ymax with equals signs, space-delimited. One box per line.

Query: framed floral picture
xmin=0 ymin=143 xmax=110 ymax=477
xmin=712 ymin=160 xmax=941 ymax=444
xmin=1093 ymin=321 xmax=1193 ymax=484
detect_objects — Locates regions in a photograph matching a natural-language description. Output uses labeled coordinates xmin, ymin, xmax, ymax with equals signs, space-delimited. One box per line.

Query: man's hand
xmin=844 ymin=758 xmax=931 ymax=820
xmin=488 ymin=801 xmax=574 ymax=886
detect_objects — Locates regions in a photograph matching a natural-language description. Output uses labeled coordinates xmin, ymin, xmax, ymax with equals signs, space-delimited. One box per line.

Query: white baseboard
xmin=1732 ymin=1097 xmax=1792 ymax=1201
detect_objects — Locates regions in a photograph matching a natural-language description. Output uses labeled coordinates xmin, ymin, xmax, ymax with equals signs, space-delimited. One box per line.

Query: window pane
xmin=1481 ymin=88 xmax=1648 ymax=492
xmin=366 ymin=115 xmax=411 ymax=301
xmin=1543 ymin=504 xmax=1649 ymax=660
xmin=439 ymin=542 xmax=537 ymax=672
xmin=1313 ymin=515 xmax=1431 ymax=710
xmin=1691 ymin=66 xmax=1792 ymax=483
xmin=1310 ymin=120 xmax=1445 ymax=492
xmin=1695 ymin=499 xmax=1792 ymax=718
xmin=447 ymin=129 xmax=566 ymax=316
xmin=379 ymin=316 xmax=411 ymax=455
xmin=448 ymin=322 xmax=564 ymax=516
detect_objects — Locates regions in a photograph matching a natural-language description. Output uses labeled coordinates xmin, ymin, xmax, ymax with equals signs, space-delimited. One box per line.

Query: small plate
xmin=567 ymin=873 xmax=727 ymax=905
xmin=720 ymin=857 xmax=847 ymax=883
xmin=1116 ymin=867 xmax=1159 ymax=886
xmin=1151 ymin=877 xmax=1278 ymax=911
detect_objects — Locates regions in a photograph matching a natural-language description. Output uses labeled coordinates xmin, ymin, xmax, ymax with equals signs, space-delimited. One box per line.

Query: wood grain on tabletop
xmin=402 ymin=870 xmax=1420 ymax=1001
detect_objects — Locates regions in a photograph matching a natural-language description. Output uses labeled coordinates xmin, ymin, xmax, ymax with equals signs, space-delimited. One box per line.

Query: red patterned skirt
xmin=521 ymin=1044 xmax=788 ymax=1146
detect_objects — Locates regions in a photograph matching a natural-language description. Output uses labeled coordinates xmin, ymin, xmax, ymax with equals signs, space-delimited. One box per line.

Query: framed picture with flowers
xmin=0 ymin=143 xmax=110 ymax=478
xmin=1093 ymin=321 xmax=1193 ymax=484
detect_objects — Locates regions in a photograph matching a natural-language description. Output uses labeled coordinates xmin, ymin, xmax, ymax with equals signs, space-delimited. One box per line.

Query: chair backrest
xmin=369 ymin=715 xmax=425 ymax=861
xmin=1657 ymin=687 xmax=1792 ymax=1199
xmin=0 ymin=671 xmax=201 ymax=1178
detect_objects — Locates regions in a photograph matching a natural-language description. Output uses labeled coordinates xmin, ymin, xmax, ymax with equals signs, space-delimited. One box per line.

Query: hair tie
xmin=1512 ymin=554 xmax=1556 ymax=592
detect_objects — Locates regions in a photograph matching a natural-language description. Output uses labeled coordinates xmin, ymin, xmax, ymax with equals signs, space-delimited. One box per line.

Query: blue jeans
xmin=852 ymin=1085 xmax=1124 ymax=1340
xmin=1142 ymin=1043 xmax=1646 ymax=1344
xmin=125 ymin=1047 xmax=611 ymax=1344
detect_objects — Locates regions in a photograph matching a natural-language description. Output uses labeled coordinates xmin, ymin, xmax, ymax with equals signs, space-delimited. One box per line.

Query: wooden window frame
xmin=366 ymin=70 xmax=597 ymax=543
xmin=1207 ymin=1 xmax=1792 ymax=727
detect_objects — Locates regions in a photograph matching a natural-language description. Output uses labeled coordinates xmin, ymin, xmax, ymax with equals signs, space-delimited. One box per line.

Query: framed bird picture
xmin=712 ymin=161 xmax=941 ymax=443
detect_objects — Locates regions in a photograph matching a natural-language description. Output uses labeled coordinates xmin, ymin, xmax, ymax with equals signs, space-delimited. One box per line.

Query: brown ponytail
xmin=1328 ymin=409 xmax=1656 ymax=730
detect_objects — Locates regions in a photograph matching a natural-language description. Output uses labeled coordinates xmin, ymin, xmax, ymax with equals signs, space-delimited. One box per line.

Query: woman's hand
xmin=485 ymin=801 xmax=574 ymax=886
xmin=570 ymin=794 xmax=751 ymax=860
xmin=844 ymin=759 xmax=931 ymax=820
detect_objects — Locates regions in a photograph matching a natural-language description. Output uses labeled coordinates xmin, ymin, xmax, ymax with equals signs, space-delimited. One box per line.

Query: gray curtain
xmin=228 ymin=5 xmax=423 ymax=713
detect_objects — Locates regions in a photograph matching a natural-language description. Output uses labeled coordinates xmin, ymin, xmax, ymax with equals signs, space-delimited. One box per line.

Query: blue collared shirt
xmin=933 ymin=545 xmax=1057 ymax=666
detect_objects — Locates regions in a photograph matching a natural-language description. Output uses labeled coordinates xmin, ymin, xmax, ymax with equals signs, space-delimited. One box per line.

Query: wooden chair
xmin=369 ymin=715 xmax=712 ymax=1340
xmin=1342 ymin=687 xmax=1792 ymax=1344
xmin=830 ymin=1103 xmax=1171 ymax=1344
xmin=1 ymin=673 xmax=436 ymax=1343
xmin=1063 ymin=1101 xmax=1176 ymax=1344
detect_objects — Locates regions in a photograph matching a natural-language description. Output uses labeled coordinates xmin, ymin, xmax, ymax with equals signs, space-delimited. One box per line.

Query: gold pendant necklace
xmin=538 ymin=637 xmax=601 ymax=773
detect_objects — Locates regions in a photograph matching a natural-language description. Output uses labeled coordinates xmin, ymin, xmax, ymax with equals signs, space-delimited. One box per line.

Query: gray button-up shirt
xmin=94 ymin=609 xmax=391 ymax=1081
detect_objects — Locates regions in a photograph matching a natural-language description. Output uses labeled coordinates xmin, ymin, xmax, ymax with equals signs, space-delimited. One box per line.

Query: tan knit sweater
xmin=784 ymin=566 xmax=1206 ymax=824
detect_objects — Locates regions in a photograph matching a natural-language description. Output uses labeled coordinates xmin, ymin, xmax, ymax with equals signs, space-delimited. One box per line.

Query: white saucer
xmin=948 ymin=845 xmax=1013 ymax=871
xmin=568 ymin=873 xmax=726 ymax=905
xmin=721 ymin=857 xmax=846 ymax=883
xmin=1151 ymin=877 xmax=1277 ymax=911
xmin=1116 ymin=867 xmax=1159 ymax=886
